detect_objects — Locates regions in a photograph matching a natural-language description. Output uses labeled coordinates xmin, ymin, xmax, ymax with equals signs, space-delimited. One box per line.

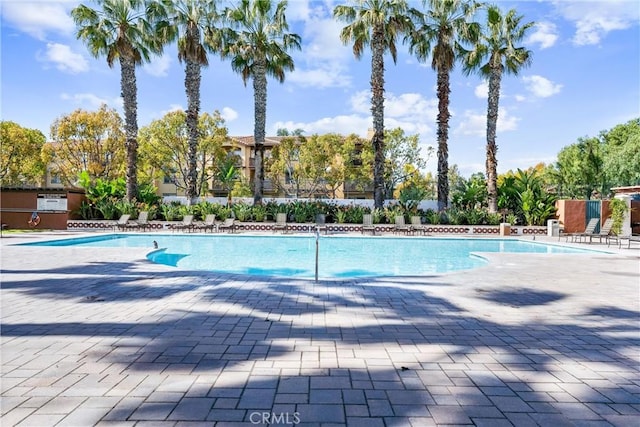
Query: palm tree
xmin=72 ymin=0 xmax=161 ymax=201
xmin=407 ymin=0 xmax=481 ymax=211
xmin=462 ymin=6 xmax=534 ymax=213
xmin=147 ymin=0 xmax=221 ymax=204
xmin=334 ymin=0 xmax=412 ymax=210
xmin=218 ymin=0 xmax=301 ymax=205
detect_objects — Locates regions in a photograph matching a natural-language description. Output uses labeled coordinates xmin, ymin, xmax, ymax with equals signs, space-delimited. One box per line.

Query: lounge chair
xmin=410 ymin=216 xmax=427 ymax=235
xmin=587 ymin=218 xmax=613 ymax=244
xmin=315 ymin=214 xmax=328 ymax=235
xmin=194 ymin=214 xmax=217 ymax=233
xmin=394 ymin=215 xmax=413 ymax=235
xmin=565 ymin=218 xmax=599 ymax=242
xmin=361 ymin=214 xmax=375 ymax=235
xmin=172 ymin=215 xmax=194 ymax=232
xmin=609 ymin=234 xmax=640 ymax=249
xmin=126 ymin=211 xmax=149 ymax=231
xmin=115 ymin=214 xmax=131 ymax=231
xmin=218 ymin=217 xmax=240 ymax=233
xmin=273 ymin=212 xmax=289 ymax=234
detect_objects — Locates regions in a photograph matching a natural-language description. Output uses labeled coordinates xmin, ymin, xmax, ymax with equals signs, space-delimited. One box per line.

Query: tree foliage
xmin=334 ymin=0 xmax=413 ymax=210
xmin=378 ymin=128 xmax=431 ymax=199
xmin=45 ymin=105 xmax=126 ymax=186
xmin=407 ymin=0 xmax=481 ymax=210
xmin=72 ymin=0 xmax=163 ymax=200
xmin=220 ymin=0 xmax=301 ymax=204
xmin=548 ymin=118 xmax=639 ymax=199
xmin=461 ymin=5 xmax=534 ymax=213
xmin=0 ymin=121 xmax=47 ymax=187
xmin=138 ymin=110 xmax=228 ymax=197
xmin=266 ymin=133 xmax=369 ymax=198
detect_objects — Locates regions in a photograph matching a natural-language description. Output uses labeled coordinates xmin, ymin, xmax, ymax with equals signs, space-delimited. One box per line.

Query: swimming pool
xmin=23 ymin=234 xmax=606 ymax=279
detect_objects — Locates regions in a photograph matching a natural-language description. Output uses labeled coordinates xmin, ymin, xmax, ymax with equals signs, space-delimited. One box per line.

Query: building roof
xmin=228 ymin=136 xmax=293 ymax=147
xmin=611 ymin=185 xmax=640 ymax=194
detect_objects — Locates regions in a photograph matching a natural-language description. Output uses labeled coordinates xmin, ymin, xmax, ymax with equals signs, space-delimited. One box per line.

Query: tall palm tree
xmin=218 ymin=0 xmax=301 ymax=205
xmin=334 ymin=0 xmax=412 ymax=210
xmin=407 ymin=0 xmax=480 ymax=211
xmin=147 ymin=0 xmax=221 ymax=204
xmin=72 ymin=0 xmax=161 ymax=201
xmin=462 ymin=6 xmax=534 ymax=213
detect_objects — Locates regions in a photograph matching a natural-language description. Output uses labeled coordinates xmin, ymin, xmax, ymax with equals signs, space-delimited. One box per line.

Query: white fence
xmin=163 ymin=196 xmax=440 ymax=211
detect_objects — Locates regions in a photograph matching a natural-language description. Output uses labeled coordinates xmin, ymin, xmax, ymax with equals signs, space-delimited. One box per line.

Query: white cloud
xmin=474 ymin=82 xmax=488 ymax=99
xmin=60 ymin=92 xmax=123 ymax=109
xmin=274 ymin=90 xmax=437 ymax=142
xmin=288 ymin=12 xmax=354 ymax=89
xmin=144 ymin=54 xmax=172 ymax=77
xmin=527 ymin=22 xmax=558 ymax=49
xmin=522 ymin=75 xmax=562 ymax=98
xmin=2 ymin=1 xmax=76 ymax=40
xmin=288 ymin=64 xmax=351 ymax=88
xmin=221 ymin=107 xmax=238 ymax=122
xmin=160 ymin=104 xmax=184 ymax=116
xmin=38 ymin=42 xmax=89 ymax=74
xmin=273 ymin=115 xmax=372 ymax=137
xmin=456 ymin=108 xmax=519 ymax=137
xmin=551 ymin=0 xmax=640 ymax=46
xmin=514 ymin=94 xmax=526 ymax=102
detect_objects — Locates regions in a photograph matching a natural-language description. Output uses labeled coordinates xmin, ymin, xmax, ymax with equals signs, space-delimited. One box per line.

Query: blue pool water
xmin=23 ymin=234 xmax=605 ymax=279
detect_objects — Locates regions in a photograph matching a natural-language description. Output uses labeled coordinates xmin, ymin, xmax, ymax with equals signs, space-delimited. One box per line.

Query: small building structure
xmin=0 ymin=188 xmax=85 ymax=230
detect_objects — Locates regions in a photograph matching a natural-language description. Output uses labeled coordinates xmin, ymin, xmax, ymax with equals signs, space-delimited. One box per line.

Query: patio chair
xmin=361 ymin=214 xmax=375 ymax=235
xmin=126 ymin=211 xmax=149 ymax=231
xmin=565 ymin=218 xmax=599 ymax=243
xmin=410 ymin=216 xmax=427 ymax=235
xmin=394 ymin=215 xmax=413 ymax=235
xmin=218 ymin=217 xmax=240 ymax=233
xmin=587 ymin=218 xmax=613 ymax=244
xmin=172 ymin=215 xmax=194 ymax=232
xmin=115 ymin=214 xmax=131 ymax=231
xmin=273 ymin=212 xmax=289 ymax=234
xmin=193 ymin=214 xmax=217 ymax=233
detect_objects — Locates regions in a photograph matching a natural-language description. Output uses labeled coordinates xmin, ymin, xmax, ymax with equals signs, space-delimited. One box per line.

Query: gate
xmin=586 ymin=200 xmax=601 ymax=233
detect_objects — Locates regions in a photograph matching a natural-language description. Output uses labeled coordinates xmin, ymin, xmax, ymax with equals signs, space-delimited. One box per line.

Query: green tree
xmin=462 ymin=5 xmax=534 ymax=213
xmin=220 ymin=0 xmax=301 ymax=204
xmin=602 ymin=118 xmax=640 ymax=187
xmin=147 ymin=0 xmax=222 ymax=204
xmin=334 ymin=0 xmax=413 ymax=210
xmin=0 ymin=121 xmax=47 ymax=187
xmin=216 ymin=153 xmax=241 ymax=205
xmin=46 ymin=105 xmax=126 ymax=186
xmin=72 ymin=0 xmax=162 ymax=201
xmin=407 ymin=0 xmax=481 ymax=210
xmin=555 ymin=137 xmax=605 ymax=199
xmin=381 ymin=128 xmax=431 ymax=199
xmin=138 ymin=110 xmax=228 ymax=197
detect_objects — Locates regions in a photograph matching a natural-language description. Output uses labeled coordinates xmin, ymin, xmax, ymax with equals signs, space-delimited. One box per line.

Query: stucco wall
xmin=0 ymin=188 xmax=85 ymax=230
xmin=556 ymin=200 xmax=586 ymax=233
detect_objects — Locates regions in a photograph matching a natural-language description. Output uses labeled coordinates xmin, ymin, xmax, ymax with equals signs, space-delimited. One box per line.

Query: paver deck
xmin=1 ymin=231 xmax=639 ymax=426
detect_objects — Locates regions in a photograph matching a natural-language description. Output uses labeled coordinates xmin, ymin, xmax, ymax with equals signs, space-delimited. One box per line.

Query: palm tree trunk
xmin=486 ymin=66 xmax=502 ymax=213
xmin=120 ymin=57 xmax=138 ymax=201
xmin=436 ymin=67 xmax=451 ymax=211
xmin=185 ymin=56 xmax=201 ymax=205
xmin=253 ymin=60 xmax=267 ymax=205
xmin=371 ymin=27 xmax=385 ymax=210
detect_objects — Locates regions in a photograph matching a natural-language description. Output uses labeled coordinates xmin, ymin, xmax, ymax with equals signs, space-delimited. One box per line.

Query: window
xmin=50 ymin=174 xmax=62 ymax=185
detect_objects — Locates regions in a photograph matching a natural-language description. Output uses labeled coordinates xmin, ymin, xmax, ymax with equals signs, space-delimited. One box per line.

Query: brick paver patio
xmin=1 ymin=232 xmax=639 ymax=426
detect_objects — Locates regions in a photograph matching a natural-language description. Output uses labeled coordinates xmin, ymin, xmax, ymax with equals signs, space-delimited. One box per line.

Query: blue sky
xmin=2 ymin=0 xmax=639 ymax=177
